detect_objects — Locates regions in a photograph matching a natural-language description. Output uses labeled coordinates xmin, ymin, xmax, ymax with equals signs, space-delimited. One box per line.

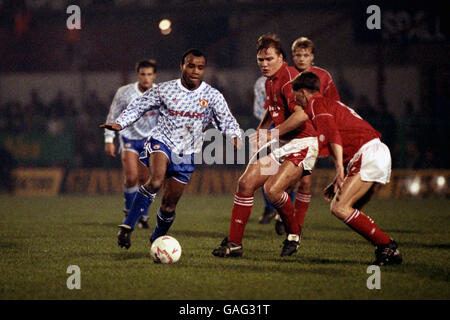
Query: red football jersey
xmin=305 ymin=93 xmax=381 ymax=163
xmin=264 ymin=62 xmax=317 ymax=140
xmin=308 ymin=66 xmax=340 ymax=102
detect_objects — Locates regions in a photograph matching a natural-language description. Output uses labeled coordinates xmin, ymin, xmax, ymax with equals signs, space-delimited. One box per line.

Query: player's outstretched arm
xmin=114 ymin=86 xmax=161 ymax=129
xmin=310 ymin=111 xmax=344 ymax=200
xmin=323 ymin=143 xmax=344 ymax=202
xmin=273 ymin=105 xmax=309 ymax=137
xmin=99 ymin=123 xmax=123 ymax=131
xmin=256 ymin=109 xmax=273 ymax=130
xmin=210 ymin=93 xmax=242 ymax=147
xmin=323 ymin=179 xmax=336 ymax=202
xmin=329 ymin=142 xmax=344 ymax=191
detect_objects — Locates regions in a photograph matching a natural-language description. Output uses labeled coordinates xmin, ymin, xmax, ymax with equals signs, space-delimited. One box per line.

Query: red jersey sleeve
xmin=323 ymin=80 xmax=340 ymax=102
xmin=309 ymin=99 xmax=342 ymax=146
xmin=311 ymin=66 xmax=341 ymax=102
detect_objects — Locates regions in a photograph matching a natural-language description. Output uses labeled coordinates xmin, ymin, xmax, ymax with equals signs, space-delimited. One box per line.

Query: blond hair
xmin=291 ymin=37 xmax=314 ymax=54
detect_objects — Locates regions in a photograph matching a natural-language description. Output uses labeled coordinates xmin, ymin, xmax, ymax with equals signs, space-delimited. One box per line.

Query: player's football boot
xmin=137 ymin=215 xmax=149 ymax=229
xmin=212 ymin=237 xmax=243 ymax=257
xmin=117 ymin=224 xmax=132 ymax=249
xmin=274 ymin=214 xmax=286 ymax=235
xmin=281 ymin=233 xmax=300 ymax=257
xmin=372 ymin=240 xmax=402 ymax=266
xmin=258 ymin=208 xmax=277 ymax=224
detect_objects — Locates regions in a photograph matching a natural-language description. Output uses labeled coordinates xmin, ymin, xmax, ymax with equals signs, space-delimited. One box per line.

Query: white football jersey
xmin=253 ymin=76 xmax=267 ymax=121
xmin=116 ymin=79 xmax=242 ymax=155
xmin=104 ymin=82 xmax=158 ymax=142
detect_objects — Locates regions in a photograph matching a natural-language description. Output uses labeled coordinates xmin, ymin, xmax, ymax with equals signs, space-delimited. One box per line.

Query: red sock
xmin=273 ymin=192 xmax=300 ymax=235
xmin=228 ymin=193 xmax=254 ymax=245
xmin=344 ymin=209 xmax=391 ymax=245
xmin=294 ymin=192 xmax=311 ymax=227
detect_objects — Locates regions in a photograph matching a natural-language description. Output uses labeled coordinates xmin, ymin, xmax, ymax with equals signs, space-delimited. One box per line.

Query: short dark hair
xmin=181 ymin=48 xmax=207 ymax=65
xmin=291 ymin=72 xmax=320 ymax=92
xmin=136 ymin=59 xmax=157 ymax=73
xmin=256 ymin=33 xmax=283 ymax=56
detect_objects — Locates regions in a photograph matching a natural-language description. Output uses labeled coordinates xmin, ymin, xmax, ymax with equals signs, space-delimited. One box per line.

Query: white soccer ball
xmin=150 ymin=235 xmax=182 ymax=264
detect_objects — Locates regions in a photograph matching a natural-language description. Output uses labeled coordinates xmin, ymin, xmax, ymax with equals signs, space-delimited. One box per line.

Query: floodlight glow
xmin=159 ymin=19 xmax=171 ymax=31
xmin=408 ymin=177 xmax=421 ymax=196
xmin=436 ymin=176 xmax=446 ymax=188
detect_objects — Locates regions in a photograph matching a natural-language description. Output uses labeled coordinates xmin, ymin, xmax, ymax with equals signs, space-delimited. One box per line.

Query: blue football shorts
xmin=139 ymin=137 xmax=195 ymax=184
xmin=119 ymin=135 xmax=147 ymax=155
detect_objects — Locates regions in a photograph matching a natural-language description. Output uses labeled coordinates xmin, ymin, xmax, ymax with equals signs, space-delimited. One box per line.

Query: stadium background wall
xmin=10 ymin=167 xmax=450 ymax=199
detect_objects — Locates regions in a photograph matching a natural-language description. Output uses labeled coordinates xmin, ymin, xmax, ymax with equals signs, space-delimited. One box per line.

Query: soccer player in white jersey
xmin=253 ymin=76 xmax=266 ymax=121
xmin=100 ymin=49 xmax=242 ymax=250
xmin=104 ymin=59 xmax=158 ymax=229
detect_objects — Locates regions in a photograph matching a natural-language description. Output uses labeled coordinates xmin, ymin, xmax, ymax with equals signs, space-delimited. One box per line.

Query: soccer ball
xmin=150 ymin=235 xmax=182 ymax=264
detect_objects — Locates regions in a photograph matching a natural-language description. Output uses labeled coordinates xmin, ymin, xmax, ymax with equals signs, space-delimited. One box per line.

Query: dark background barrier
xmin=11 ymin=167 xmax=450 ymax=199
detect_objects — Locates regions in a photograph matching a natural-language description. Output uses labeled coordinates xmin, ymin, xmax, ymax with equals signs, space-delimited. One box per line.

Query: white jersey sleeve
xmin=115 ymin=85 xmax=161 ymax=130
xmin=104 ymin=87 xmax=128 ymax=143
xmin=105 ymin=82 xmax=159 ymax=142
xmin=210 ymin=93 xmax=242 ymax=141
xmin=253 ymin=76 xmax=267 ymax=121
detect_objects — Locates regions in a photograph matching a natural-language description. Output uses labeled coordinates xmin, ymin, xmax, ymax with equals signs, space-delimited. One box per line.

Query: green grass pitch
xmin=0 ymin=194 xmax=448 ymax=300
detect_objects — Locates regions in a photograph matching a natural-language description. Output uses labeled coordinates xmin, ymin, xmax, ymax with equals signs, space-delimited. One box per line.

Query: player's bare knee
xmin=124 ymin=175 xmax=138 ymax=187
xmin=330 ymin=199 xmax=348 ymax=220
xmin=237 ymin=175 xmax=255 ymax=195
xmin=262 ymin=184 xmax=280 ymax=204
xmin=146 ymin=178 xmax=164 ymax=193
xmin=297 ymin=180 xmax=312 ymax=193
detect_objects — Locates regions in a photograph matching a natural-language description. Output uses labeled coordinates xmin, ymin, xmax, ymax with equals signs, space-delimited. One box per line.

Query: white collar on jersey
xmin=133 ymin=82 xmax=156 ymax=95
xmin=176 ymin=79 xmax=206 ymax=93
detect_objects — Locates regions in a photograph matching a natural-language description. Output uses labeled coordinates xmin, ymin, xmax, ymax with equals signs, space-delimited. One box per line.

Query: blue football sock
xmin=123 ymin=185 xmax=139 ymax=213
xmin=150 ymin=209 xmax=176 ymax=242
xmin=262 ymin=188 xmax=276 ymax=212
xmin=123 ymin=186 xmax=155 ymax=230
xmin=289 ymin=188 xmax=296 ymax=205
